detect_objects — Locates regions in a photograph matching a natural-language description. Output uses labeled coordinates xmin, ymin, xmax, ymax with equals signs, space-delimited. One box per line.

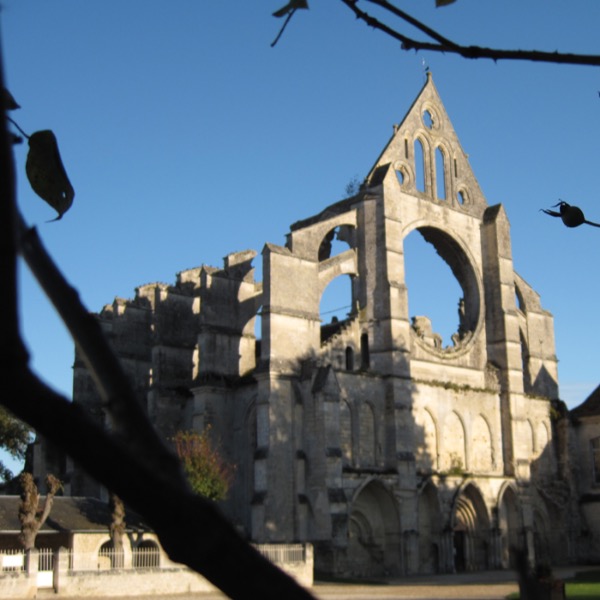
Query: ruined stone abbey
xmin=37 ymin=75 xmax=600 ymax=577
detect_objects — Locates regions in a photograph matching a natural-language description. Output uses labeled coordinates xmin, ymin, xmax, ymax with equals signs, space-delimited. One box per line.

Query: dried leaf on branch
xmin=25 ymin=130 xmax=74 ymax=221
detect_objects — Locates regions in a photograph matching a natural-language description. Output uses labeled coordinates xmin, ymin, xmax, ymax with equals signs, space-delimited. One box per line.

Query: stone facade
xmin=570 ymin=385 xmax=600 ymax=563
xmin=37 ymin=74 xmax=593 ymax=577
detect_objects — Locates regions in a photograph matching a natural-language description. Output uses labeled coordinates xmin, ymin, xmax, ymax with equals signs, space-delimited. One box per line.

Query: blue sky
xmin=3 ymin=1 xmax=599 ymax=464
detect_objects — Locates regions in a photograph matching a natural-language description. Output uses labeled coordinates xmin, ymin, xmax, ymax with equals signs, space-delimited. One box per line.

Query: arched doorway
xmin=498 ymin=486 xmax=522 ymax=568
xmin=347 ymin=480 xmax=402 ymax=577
xmin=452 ymin=484 xmax=490 ymax=572
xmin=418 ymin=482 xmax=442 ymax=573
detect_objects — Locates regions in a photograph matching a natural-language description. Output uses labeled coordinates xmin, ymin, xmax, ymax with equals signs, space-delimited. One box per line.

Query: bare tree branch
xmin=363 ymin=0 xmax=459 ymax=49
xmin=17 ymin=217 xmax=183 ymax=480
xmin=339 ymin=0 xmax=600 ymax=66
xmin=0 ymin=41 xmax=315 ymax=599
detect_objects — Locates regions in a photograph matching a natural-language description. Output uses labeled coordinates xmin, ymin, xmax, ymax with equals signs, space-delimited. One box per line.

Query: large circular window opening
xmin=404 ymin=227 xmax=480 ymax=352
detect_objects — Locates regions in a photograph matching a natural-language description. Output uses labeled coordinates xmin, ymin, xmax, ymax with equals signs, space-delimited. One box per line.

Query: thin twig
xmin=271 ymin=9 xmax=297 ymax=47
xmin=364 ymin=0 xmax=459 ymax=48
xmin=7 ymin=115 xmax=29 ymax=139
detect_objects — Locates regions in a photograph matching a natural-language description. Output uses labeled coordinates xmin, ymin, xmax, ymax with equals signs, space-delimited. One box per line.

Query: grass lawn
xmin=564 ymin=570 xmax=600 ymax=598
xmin=506 ymin=570 xmax=600 ymax=599
xmin=564 ymin=583 xmax=600 ymax=598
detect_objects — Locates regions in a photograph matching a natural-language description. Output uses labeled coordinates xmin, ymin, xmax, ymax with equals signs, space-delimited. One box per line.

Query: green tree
xmin=173 ymin=428 xmax=235 ymax=501
xmin=0 ymin=407 xmax=32 ymax=482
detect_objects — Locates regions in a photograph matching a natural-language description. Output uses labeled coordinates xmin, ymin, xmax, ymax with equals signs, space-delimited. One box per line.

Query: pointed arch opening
xmin=452 ymin=484 xmax=490 ymax=572
xmin=360 ymin=333 xmax=369 ymax=369
xmin=317 ymin=225 xmax=354 ymax=262
xmin=516 ymin=419 xmax=535 ymax=459
xmin=441 ymin=411 xmax=465 ymax=473
xmin=435 ymin=146 xmax=446 ymax=200
xmin=418 ymin=483 xmax=442 ymax=573
xmin=498 ymin=486 xmax=522 ymax=568
xmin=345 ymin=346 xmax=354 ymax=371
xmin=471 ymin=415 xmax=493 ymax=473
xmin=320 ymin=274 xmax=354 ymax=343
xmin=359 ymin=402 xmax=376 ymax=467
xmin=414 ymin=138 xmax=426 ymax=193
xmin=415 ymin=408 xmax=438 ymax=472
xmin=348 ymin=480 xmax=402 ymax=577
xmin=253 ymin=307 xmax=262 ymax=368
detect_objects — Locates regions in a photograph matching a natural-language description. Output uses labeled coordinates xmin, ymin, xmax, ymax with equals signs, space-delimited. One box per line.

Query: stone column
xmin=489 ymin=528 xmax=503 ymax=570
xmin=481 ymin=204 xmax=524 ymax=477
xmin=403 ymin=530 xmax=418 ymax=575
xmin=440 ymin=530 xmax=454 ymax=573
xmin=524 ymin=526 xmax=536 ymax=568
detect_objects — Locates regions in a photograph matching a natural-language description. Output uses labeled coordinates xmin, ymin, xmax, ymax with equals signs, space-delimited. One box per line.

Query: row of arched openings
xmin=349 ymin=478 xmax=529 ymax=576
xmin=417 ymin=410 xmax=494 ymax=474
xmin=98 ymin=539 xmax=160 ymax=569
xmin=345 ymin=334 xmax=369 ymax=371
xmin=414 ymin=138 xmax=448 ymax=200
xmin=418 ymin=482 xmax=525 ymax=573
xmin=404 ymin=110 xmax=468 ymax=206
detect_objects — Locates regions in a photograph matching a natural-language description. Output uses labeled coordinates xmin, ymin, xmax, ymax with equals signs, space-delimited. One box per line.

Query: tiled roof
xmin=0 ymin=496 xmax=151 ymax=534
xmin=570 ymin=384 xmax=600 ymax=418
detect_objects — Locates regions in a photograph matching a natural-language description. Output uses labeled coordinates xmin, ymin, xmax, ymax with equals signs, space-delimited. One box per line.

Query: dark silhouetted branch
xmin=0 ymin=40 xmax=315 ymax=599
xmin=17 ymin=216 xmax=184 ymax=483
xmin=4 ymin=368 xmax=314 ymax=599
xmin=338 ymin=0 xmax=600 ymax=67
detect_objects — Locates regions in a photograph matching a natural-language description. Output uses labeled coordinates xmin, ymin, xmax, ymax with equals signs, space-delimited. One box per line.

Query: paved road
xmin=80 ymin=566 xmax=590 ymax=600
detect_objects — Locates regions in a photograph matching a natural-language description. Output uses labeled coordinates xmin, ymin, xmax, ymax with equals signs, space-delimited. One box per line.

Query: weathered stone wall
xmin=45 ymin=74 xmax=586 ymax=579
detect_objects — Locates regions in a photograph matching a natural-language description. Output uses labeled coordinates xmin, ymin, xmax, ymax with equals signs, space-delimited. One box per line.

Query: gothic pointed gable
xmin=366 ymin=73 xmax=487 ymax=218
